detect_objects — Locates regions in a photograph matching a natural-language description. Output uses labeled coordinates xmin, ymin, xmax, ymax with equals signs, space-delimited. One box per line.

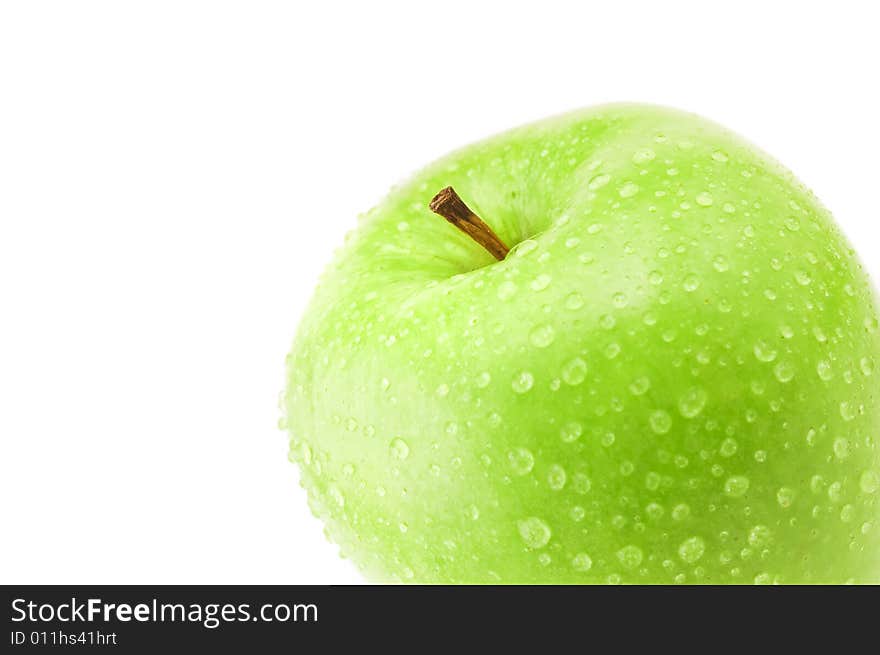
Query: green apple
xmin=282 ymin=104 xmax=880 ymax=583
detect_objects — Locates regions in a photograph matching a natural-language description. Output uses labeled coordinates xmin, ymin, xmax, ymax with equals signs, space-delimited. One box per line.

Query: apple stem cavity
xmin=429 ymin=186 xmax=510 ymax=261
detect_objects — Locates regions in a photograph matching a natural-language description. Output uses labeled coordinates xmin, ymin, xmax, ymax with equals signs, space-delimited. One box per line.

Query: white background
xmin=1 ymin=1 xmax=878 ymax=584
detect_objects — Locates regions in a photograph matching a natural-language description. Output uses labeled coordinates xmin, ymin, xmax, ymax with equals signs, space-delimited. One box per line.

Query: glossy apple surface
xmin=283 ymin=104 xmax=880 ymax=583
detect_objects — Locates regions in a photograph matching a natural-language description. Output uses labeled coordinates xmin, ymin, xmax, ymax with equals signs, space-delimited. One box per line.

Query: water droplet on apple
xmin=475 ymin=371 xmax=491 ymax=388
xmin=696 ymin=192 xmax=714 ymax=207
xmin=839 ymin=402 xmax=857 ymax=422
xmin=529 ymin=324 xmax=556 ymax=348
xmin=390 ymin=438 xmax=410 ymax=460
xmin=565 ymin=292 xmax=584 ymax=310
xmin=678 ymin=537 xmax=706 ymax=564
xmin=753 ymin=340 xmax=778 ymax=362
xmin=507 ymin=447 xmax=535 ymax=475
xmin=588 ymin=173 xmax=611 ymax=190
xmin=649 ymin=410 xmax=672 ymax=434
xmin=860 ymin=471 xmax=879 ymax=494
xmin=517 ymin=517 xmax=551 ymax=548
xmin=749 ymin=525 xmax=772 ymax=547
xmin=754 ymin=573 xmax=773 ymax=585
xmin=678 ymin=387 xmax=707 ymax=418
xmin=616 ymin=545 xmax=644 ymax=569
xmin=777 ymin=487 xmax=795 ymax=508
xmin=547 ymin=464 xmax=567 ymax=490
xmin=629 ymin=376 xmax=651 ymax=396
xmin=817 ymin=360 xmax=834 ymax=381
xmin=561 ymin=357 xmax=588 ymax=385
xmin=833 ymin=437 xmax=850 ymax=459
xmin=632 ymin=148 xmax=656 ymax=164
xmin=672 ymin=504 xmax=691 ymax=521
xmin=604 ymin=342 xmax=621 ymax=359
xmin=570 ymin=505 xmax=586 ymax=521
xmin=571 ymin=473 xmax=592 ymax=494
xmin=511 ymin=371 xmax=534 ymax=394
xmin=560 ymin=421 xmax=583 ymax=443
xmin=683 ymin=274 xmax=700 ymax=292
xmin=712 ymin=150 xmax=729 ymax=162
xmin=646 ymin=502 xmax=664 ymax=520
xmin=530 ymin=274 xmax=552 ymax=291
xmin=773 ymin=361 xmax=795 ymax=383
xmin=572 ymin=552 xmax=593 ymax=572
xmin=618 ymin=182 xmax=639 ymax=198
xmin=860 ymin=357 xmax=874 ymax=376
xmin=497 ymin=281 xmax=518 ymax=301
xmin=712 ymin=255 xmax=729 ymax=272
xmin=724 ymin=475 xmax=750 ymax=497
xmin=513 ymin=240 xmax=538 ymax=258
xmin=719 ymin=438 xmax=738 ymax=457
xmin=794 ymin=270 xmax=811 ymax=286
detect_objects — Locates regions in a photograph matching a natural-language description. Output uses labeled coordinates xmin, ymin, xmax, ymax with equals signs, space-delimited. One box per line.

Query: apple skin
xmin=283 ymin=104 xmax=880 ymax=583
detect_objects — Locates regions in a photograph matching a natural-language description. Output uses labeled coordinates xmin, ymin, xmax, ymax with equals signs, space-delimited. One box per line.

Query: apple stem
xmin=429 ymin=187 xmax=510 ymax=261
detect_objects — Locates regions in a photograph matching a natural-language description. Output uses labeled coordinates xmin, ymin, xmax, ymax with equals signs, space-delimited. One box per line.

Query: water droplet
xmin=860 ymin=471 xmax=879 ymax=494
xmin=696 ymin=192 xmax=714 ymax=207
xmin=604 ymin=342 xmax=621 ymax=359
xmin=683 ymin=275 xmax=701 ymax=292
xmin=390 ymin=438 xmax=410 ymax=460
xmin=497 ymin=280 xmax=518 ymax=301
xmin=528 ymin=323 xmax=556 ymax=348
xmin=547 ymin=464 xmax=567 ymax=490
xmin=632 ymin=148 xmax=656 ymax=164
xmin=712 ymin=255 xmax=729 ymax=272
xmin=629 ymin=376 xmax=651 ymax=396
xmin=511 ymin=371 xmax=534 ymax=394
xmin=748 ymin=525 xmax=772 ymax=547
xmin=678 ymin=387 xmax=708 ymax=418
xmin=517 ymin=517 xmax=551 ymax=548
xmin=833 ymin=437 xmax=851 ymax=459
xmin=560 ymin=421 xmax=583 ymax=443
xmin=571 ymin=473 xmax=592 ymax=494
xmin=588 ymin=173 xmax=611 ymax=190
xmin=475 ymin=371 xmax=491 ymax=388
xmin=860 ymin=357 xmax=875 ymax=376
xmin=650 ymin=410 xmax=673 ymax=434
xmin=672 ymin=504 xmax=691 ymax=521
xmin=619 ymin=182 xmax=639 ymax=198
xmin=794 ymin=270 xmax=812 ymax=286
xmin=720 ymin=438 xmax=738 ymax=457
xmin=773 ymin=361 xmax=795 ymax=383
xmin=570 ymin=505 xmax=586 ymax=521
xmin=507 ymin=447 xmax=535 ymax=475
xmin=776 ymin=487 xmax=795 ymax=508
xmin=646 ymin=502 xmax=664 ymax=520
xmin=514 ymin=240 xmax=538 ymax=257
xmin=565 ymin=292 xmax=585 ymax=310
xmin=839 ymin=402 xmax=857 ymax=422
xmin=712 ymin=150 xmax=729 ymax=162
xmin=724 ymin=476 xmax=750 ymax=498
xmin=572 ymin=552 xmax=593 ymax=572
xmin=817 ymin=360 xmax=834 ymax=381
xmin=753 ymin=340 xmax=778 ymax=362
xmin=754 ymin=573 xmax=773 ymax=585
xmin=530 ymin=274 xmax=552 ymax=291
xmin=616 ymin=545 xmax=644 ymax=569
xmin=561 ymin=357 xmax=588 ymax=385
xmin=678 ymin=537 xmax=706 ymax=564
